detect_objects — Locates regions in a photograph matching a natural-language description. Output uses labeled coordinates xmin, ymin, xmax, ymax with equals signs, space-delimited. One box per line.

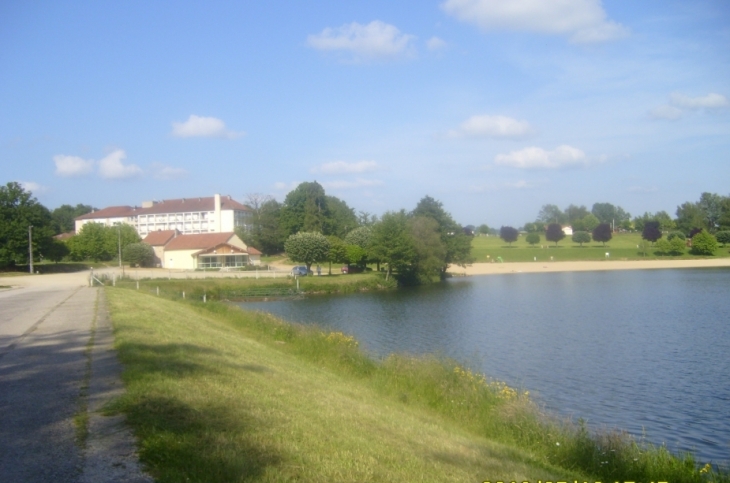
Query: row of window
xmin=198 ymin=255 xmax=248 ymax=268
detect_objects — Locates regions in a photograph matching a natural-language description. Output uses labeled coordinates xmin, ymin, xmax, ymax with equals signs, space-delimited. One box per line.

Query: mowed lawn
xmin=106 ymin=288 xmax=575 ymax=483
xmin=471 ymin=232 xmax=729 ymax=263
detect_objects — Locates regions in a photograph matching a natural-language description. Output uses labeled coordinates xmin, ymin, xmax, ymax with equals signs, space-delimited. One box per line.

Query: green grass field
xmin=471 ymin=233 xmax=730 ymax=263
xmin=104 ymin=287 xmax=727 ymax=482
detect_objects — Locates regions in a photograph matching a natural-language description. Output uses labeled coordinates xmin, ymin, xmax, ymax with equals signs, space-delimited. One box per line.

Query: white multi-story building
xmin=74 ymin=194 xmax=252 ymax=236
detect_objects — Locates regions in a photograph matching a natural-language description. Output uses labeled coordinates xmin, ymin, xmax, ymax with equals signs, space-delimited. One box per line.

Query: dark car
xmin=291 ymin=266 xmax=309 ymax=276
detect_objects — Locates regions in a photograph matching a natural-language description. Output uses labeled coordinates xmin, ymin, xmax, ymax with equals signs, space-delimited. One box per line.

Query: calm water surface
xmin=241 ymin=268 xmax=730 ymax=464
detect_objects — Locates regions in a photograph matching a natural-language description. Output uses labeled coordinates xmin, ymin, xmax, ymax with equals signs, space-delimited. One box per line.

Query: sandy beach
xmin=448 ymin=258 xmax=730 ymax=276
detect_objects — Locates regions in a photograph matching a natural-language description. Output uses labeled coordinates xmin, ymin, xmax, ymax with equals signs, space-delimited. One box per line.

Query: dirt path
xmin=0 ymin=272 xmax=151 ymax=482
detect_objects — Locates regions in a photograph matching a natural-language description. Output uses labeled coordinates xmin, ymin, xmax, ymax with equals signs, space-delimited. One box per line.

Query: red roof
xmin=247 ymin=247 xmax=262 ymax=255
xmin=75 ymin=206 xmax=135 ymax=220
xmin=135 ymin=196 xmax=250 ymax=215
xmin=143 ymin=230 xmax=179 ymax=246
xmin=163 ymin=232 xmax=237 ymax=251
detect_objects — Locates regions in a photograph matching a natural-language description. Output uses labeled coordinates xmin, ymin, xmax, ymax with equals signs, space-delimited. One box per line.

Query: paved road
xmin=0 ymin=273 xmax=151 ymax=482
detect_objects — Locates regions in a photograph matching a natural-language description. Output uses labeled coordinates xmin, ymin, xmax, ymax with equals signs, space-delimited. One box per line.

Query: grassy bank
xmin=105 ymin=288 xmax=727 ymax=482
xmin=472 ymin=233 xmax=730 ymax=263
xmin=110 ymin=272 xmax=396 ymax=301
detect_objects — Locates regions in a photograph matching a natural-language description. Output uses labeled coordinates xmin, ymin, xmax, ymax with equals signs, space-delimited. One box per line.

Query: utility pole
xmin=28 ymin=225 xmax=33 ymax=274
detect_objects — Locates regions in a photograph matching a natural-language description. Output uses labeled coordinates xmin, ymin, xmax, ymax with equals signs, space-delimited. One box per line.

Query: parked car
xmin=291 ymin=266 xmax=309 ymax=276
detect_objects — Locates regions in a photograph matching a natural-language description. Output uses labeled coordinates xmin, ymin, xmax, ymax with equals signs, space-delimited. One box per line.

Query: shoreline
xmin=448 ymin=258 xmax=730 ymax=276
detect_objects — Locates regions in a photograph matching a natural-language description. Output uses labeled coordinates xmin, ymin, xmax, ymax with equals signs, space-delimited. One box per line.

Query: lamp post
xmin=28 ymin=225 xmax=33 ymax=274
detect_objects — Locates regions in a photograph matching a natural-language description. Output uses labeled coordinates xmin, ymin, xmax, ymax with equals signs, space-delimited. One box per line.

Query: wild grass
xmin=106 ymin=287 xmax=729 ymax=482
xmin=111 ymin=272 xmax=396 ymax=301
xmin=471 ymin=233 xmax=730 ymax=263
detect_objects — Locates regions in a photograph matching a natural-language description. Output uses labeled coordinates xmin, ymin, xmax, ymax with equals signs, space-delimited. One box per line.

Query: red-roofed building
xmin=74 ymin=194 xmax=252 ymax=237
xmin=143 ymin=231 xmax=261 ymax=269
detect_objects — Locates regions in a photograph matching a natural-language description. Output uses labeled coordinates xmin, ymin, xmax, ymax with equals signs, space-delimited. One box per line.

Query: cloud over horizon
xmin=649 ymin=92 xmax=729 ymax=120
xmin=54 ymin=154 xmax=95 ymax=177
xmin=441 ymin=0 xmax=629 ymax=43
xmin=311 ymin=160 xmax=380 ymax=174
xmin=307 ymin=21 xmax=416 ymax=61
xmin=495 ymin=145 xmax=588 ymax=169
xmin=449 ymin=114 xmax=533 ymax=139
xmin=171 ymin=115 xmax=245 ymax=139
xmin=98 ymin=150 xmax=143 ymax=179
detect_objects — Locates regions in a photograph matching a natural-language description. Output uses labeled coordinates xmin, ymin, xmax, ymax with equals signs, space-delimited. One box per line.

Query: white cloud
xmin=307 ymin=21 xmax=416 ymax=61
xmin=322 ymin=178 xmax=384 ymax=189
xmin=427 ymin=36 xmax=447 ymax=50
xmin=311 ymin=160 xmax=380 ymax=174
xmin=449 ymin=114 xmax=533 ymax=139
xmin=495 ymin=145 xmax=588 ymax=169
xmin=151 ymin=163 xmax=188 ymax=180
xmin=53 ymin=154 xmax=95 ymax=177
xmin=670 ymin=92 xmax=729 ymax=110
xmin=648 ymin=105 xmax=683 ymax=121
xmin=440 ymin=0 xmax=629 ymax=43
xmin=171 ymin=115 xmax=245 ymax=139
xmin=20 ymin=181 xmax=47 ymax=193
xmin=98 ymin=150 xmax=142 ymax=179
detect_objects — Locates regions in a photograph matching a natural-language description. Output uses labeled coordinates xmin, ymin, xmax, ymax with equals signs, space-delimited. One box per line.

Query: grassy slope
xmin=471 ymin=233 xmax=730 ymax=263
xmin=106 ymin=288 xmax=575 ymax=482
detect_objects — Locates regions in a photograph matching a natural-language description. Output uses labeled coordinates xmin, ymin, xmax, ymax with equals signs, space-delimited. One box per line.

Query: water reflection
xmin=241 ymin=268 xmax=730 ymax=464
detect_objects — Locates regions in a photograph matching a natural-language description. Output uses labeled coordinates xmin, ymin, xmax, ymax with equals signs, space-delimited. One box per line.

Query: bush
xmin=123 ymin=243 xmax=155 ymax=267
xmin=525 ymin=232 xmax=540 ymax=246
xmin=690 ymin=230 xmax=718 ymax=256
xmin=667 ymin=231 xmax=686 ymax=241
xmin=571 ymin=231 xmax=591 ymax=247
xmin=716 ymin=230 xmax=730 ymax=246
xmin=655 ymin=237 xmax=685 ymax=256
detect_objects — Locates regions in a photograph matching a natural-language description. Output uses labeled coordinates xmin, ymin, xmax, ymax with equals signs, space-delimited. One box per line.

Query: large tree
xmin=407 ymin=216 xmax=447 ymax=282
xmin=545 ymin=223 xmax=565 ymax=246
xmin=370 ymin=210 xmax=417 ymax=282
xmin=280 ymin=182 xmax=329 ymax=235
xmin=565 ymin=204 xmax=590 ymax=223
xmin=51 ymin=203 xmax=94 ymax=234
xmin=325 ymin=196 xmax=358 ymax=238
xmin=591 ymin=223 xmax=612 ymax=246
xmin=411 ymin=196 xmax=472 ymax=275
xmin=69 ymin=223 xmax=140 ymax=262
xmin=537 ymin=204 xmax=566 ymax=224
xmin=0 ymin=182 xmax=55 ymax=268
xmin=284 ymin=231 xmax=330 ymax=271
xmin=236 ymin=198 xmax=286 ymax=255
xmin=344 ymin=226 xmax=373 ymax=268
xmin=675 ymin=201 xmax=706 ymax=235
xmin=697 ymin=192 xmax=724 ymax=232
xmin=591 ymin=202 xmax=630 ymax=226
xmin=499 ymin=226 xmax=519 ymax=246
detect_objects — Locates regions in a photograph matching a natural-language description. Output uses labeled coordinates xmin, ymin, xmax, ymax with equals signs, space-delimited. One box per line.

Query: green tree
xmin=591 ymin=202 xmax=630 ymax=226
xmin=656 ymin=237 xmax=686 ymax=256
xmin=71 ymin=223 xmax=139 ymax=262
xmin=565 ymin=204 xmax=590 ymax=223
xmin=499 ymin=226 xmax=519 ymax=246
xmin=411 ymin=196 xmax=472 ymax=275
xmin=51 ymin=203 xmax=94 ymax=234
xmin=45 ymin=239 xmax=70 ymax=262
xmin=675 ymin=201 xmax=706 ymax=235
xmin=581 ymin=214 xmax=600 ymax=232
xmin=667 ymin=231 xmax=686 ymax=241
xmin=123 ymin=243 xmax=155 ymax=267
xmin=0 ymin=182 xmax=55 ymax=268
xmin=370 ymin=210 xmax=417 ymax=282
xmin=280 ymin=182 xmax=329 ymax=236
xmin=284 ymin=231 xmax=330 ymax=271
xmin=572 ymin=231 xmax=591 ymax=247
xmin=344 ymin=226 xmax=373 ymax=268
xmin=476 ymin=224 xmax=490 ymax=235
xmin=537 ymin=204 xmax=566 ymax=224
xmin=697 ymin=192 xmax=723 ymax=232
xmin=237 ymin=198 xmax=286 ymax=255
xmin=326 ymin=236 xmax=348 ymax=274
xmin=545 ymin=223 xmax=565 ymax=246
xmin=408 ymin=216 xmax=447 ymax=283
xmin=325 ymin=195 xmax=358 ymax=238
xmin=690 ymin=230 xmax=718 ymax=256
xmin=718 ymin=197 xmax=730 ymax=230
xmin=525 ymin=232 xmax=540 ymax=246
xmin=591 ymin=223 xmax=612 ymax=246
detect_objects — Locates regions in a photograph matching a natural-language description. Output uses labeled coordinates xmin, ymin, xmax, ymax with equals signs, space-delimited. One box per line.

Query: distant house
xmin=562 ymin=225 xmax=574 ymax=236
xmin=143 ymin=231 xmax=261 ymax=270
xmin=75 ymin=194 xmax=252 ymax=237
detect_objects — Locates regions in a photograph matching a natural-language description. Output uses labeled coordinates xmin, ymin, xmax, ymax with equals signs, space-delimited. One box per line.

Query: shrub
xmin=571 ymin=231 xmax=591 ymax=247
xmin=655 ymin=238 xmax=685 ymax=256
xmin=667 ymin=231 xmax=686 ymax=241
xmin=716 ymin=230 xmax=730 ymax=246
xmin=123 ymin=243 xmax=155 ymax=267
xmin=690 ymin=230 xmax=718 ymax=256
xmin=525 ymin=232 xmax=540 ymax=246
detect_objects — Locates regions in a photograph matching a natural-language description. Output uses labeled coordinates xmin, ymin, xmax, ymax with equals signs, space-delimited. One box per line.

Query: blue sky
xmin=1 ymin=0 xmax=729 ymax=227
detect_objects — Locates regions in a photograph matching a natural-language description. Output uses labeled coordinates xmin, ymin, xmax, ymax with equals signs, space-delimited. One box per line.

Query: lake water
xmin=240 ymin=268 xmax=730 ymax=464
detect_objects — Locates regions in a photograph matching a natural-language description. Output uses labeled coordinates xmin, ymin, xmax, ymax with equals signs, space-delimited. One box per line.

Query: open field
xmin=104 ymin=287 xmax=726 ymax=482
xmin=471 ymin=233 xmax=730 ymax=263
